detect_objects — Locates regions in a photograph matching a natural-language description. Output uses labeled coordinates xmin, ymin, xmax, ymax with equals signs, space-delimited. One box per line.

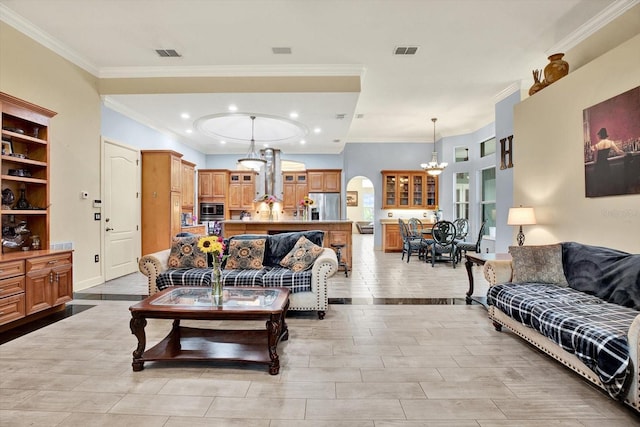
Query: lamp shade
xmin=507 ymin=207 xmax=536 ymax=226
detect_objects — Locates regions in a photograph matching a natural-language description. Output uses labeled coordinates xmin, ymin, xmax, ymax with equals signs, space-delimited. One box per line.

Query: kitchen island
xmin=223 ymin=220 xmax=353 ymax=272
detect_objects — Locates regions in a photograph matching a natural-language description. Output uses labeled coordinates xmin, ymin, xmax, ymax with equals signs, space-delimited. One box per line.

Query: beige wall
xmin=0 ymin=22 xmax=103 ymax=289
xmin=513 ymin=34 xmax=640 ymax=253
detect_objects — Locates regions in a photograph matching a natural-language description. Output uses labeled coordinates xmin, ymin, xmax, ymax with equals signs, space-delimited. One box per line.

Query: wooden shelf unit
xmin=1 ymin=92 xmax=74 ymax=331
xmin=1 ymin=93 xmax=56 ymax=252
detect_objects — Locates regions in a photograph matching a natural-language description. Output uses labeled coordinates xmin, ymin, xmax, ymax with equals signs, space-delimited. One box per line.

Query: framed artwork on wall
xmin=346 ymin=191 xmax=358 ymax=207
xmin=583 ymin=86 xmax=640 ymax=198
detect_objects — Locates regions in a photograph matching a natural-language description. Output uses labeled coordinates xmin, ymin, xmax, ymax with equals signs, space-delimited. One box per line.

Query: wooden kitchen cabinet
xmin=181 ymin=160 xmax=195 ymax=211
xmin=382 ymin=222 xmax=403 ymax=252
xmin=25 ymin=252 xmax=73 ymax=314
xmin=198 ymin=169 xmax=227 ymax=202
xmin=141 ymin=150 xmax=184 ymax=254
xmin=382 ymin=170 xmax=438 ymax=209
xmin=282 ymin=172 xmax=308 ymax=210
xmin=307 ymin=169 xmax=341 ymax=193
xmin=228 ymin=171 xmax=257 ymax=210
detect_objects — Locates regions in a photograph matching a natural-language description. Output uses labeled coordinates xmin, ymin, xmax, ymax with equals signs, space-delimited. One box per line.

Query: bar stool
xmin=330 ymin=243 xmax=349 ymax=277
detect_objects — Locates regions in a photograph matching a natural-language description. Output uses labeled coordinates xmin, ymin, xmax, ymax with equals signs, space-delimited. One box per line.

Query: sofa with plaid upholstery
xmin=483 ymin=242 xmax=640 ymax=411
xmin=139 ymin=230 xmax=338 ymax=319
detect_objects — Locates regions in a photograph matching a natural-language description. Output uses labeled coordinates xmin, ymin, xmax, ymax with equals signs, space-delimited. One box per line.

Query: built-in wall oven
xmin=200 ymin=203 xmax=225 ymax=221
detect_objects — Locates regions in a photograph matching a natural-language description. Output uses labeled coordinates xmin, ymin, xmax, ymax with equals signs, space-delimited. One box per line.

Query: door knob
xmin=106 ymin=227 xmax=113 ymax=231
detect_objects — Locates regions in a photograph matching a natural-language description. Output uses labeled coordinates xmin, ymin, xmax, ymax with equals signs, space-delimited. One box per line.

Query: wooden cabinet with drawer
xmin=25 ymin=252 xmax=73 ymax=315
xmin=0 ymin=259 xmax=26 ymax=325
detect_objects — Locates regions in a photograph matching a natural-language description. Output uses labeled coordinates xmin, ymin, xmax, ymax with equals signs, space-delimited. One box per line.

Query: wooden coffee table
xmin=129 ymin=286 xmax=290 ymax=375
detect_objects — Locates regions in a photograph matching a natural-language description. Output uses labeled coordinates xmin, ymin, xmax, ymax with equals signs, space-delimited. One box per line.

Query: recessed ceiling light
xmin=181 ymin=113 xmax=190 ymax=119
xmin=300 ymin=139 xmax=306 ymax=144
xmin=228 ymin=105 xmax=238 ymax=112
xmin=289 ymin=112 xmax=299 ymax=119
xmin=185 ymin=129 xmax=193 ymax=133
xmin=313 ymin=127 xmax=321 ymax=134
xmin=220 ymin=140 xmax=226 ymax=144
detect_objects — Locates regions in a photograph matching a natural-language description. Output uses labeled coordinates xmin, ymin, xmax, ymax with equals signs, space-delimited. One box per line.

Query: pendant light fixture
xmin=237 ymin=115 xmax=267 ymax=170
xmin=420 ymin=117 xmax=448 ymax=176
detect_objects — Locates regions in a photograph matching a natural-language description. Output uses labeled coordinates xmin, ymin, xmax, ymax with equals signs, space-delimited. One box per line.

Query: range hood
xmin=256 ymin=148 xmax=283 ymax=199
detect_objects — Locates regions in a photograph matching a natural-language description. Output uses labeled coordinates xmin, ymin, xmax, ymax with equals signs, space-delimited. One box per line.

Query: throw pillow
xmin=167 ymin=236 xmax=208 ymax=268
xmin=280 ymin=236 xmax=325 ymax=272
xmin=509 ymin=244 xmax=568 ymax=286
xmin=562 ymin=242 xmax=640 ymax=309
xmin=265 ymin=230 xmax=325 ymax=266
xmin=225 ymin=238 xmax=266 ymax=270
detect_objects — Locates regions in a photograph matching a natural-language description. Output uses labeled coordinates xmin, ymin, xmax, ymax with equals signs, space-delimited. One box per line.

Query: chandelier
xmin=237 ymin=115 xmax=267 ymax=170
xmin=420 ymin=117 xmax=447 ymax=176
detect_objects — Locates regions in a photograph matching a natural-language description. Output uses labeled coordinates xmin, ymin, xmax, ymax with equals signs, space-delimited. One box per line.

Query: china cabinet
xmin=381 ymin=170 xmax=438 ymax=209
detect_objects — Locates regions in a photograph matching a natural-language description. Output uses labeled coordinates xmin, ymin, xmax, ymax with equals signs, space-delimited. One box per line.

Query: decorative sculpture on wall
xmin=500 ymin=135 xmax=514 ymax=169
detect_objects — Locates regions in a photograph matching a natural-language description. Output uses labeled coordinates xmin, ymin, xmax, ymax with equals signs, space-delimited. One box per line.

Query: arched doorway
xmin=346 ymin=176 xmax=375 ymax=234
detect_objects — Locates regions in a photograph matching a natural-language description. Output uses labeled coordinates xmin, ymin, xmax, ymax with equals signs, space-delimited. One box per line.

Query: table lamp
xmin=507 ymin=207 xmax=536 ymax=246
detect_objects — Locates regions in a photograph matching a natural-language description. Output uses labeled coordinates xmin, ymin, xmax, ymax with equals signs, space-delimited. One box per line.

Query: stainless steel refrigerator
xmin=309 ymin=193 xmax=341 ymax=220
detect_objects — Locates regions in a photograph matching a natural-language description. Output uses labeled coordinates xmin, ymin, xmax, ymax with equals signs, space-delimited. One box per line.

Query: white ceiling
xmin=0 ymin=0 xmax=629 ymax=155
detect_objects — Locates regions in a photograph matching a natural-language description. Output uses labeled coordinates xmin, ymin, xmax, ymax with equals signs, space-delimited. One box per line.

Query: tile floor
xmin=1 ymin=234 xmax=639 ymax=425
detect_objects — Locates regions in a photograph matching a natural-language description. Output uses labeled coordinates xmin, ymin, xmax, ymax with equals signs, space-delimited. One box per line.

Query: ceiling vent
xmin=335 ymin=113 xmax=346 ymax=120
xmin=272 ymin=47 xmax=292 ymax=54
xmin=394 ymin=46 xmax=418 ymax=55
xmin=155 ymin=49 xmax=181 ymax=57
xmin=333 ymin=139 xmax=341 ymax=143
xmin=355 ymin=113 xmax=365 ymax=119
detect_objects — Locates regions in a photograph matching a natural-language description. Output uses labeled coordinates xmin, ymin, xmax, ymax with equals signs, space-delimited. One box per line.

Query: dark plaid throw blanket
xmin=156 ymin=267 xmax=312 ymax=293
xmin=488 ymin=283 xmax=636 ymax=398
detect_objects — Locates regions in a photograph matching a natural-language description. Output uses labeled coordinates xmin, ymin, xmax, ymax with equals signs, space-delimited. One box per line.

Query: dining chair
xmin=456 ymin=220 xmax=487 ymax=262
xmin=426 ymin=220 xmax=458 ymax=268
xmin=399 ymin=219 xmax=428 ymax=263
xmin=453 ymin=218 xmax=469 ymax=242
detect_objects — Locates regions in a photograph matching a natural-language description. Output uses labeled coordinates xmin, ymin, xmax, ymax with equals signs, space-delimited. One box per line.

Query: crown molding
xmin=545 ymin=0 xmax=639 ymax=56
xmin=0 ymin=4 xmax=99 ymax=76
xmin=494 ymin=82 xmax=521 ymax=103
xmin=98 ymin=64 xmax=365 ymax=79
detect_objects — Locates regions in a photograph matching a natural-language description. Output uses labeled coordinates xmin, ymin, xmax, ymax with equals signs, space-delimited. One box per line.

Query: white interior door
xmin=103 ymin=140 xmax=140 ymax=281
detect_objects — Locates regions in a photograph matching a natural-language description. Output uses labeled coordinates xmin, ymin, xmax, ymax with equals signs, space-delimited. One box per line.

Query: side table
xmin=464 ymin=252 xmax=511 ymax=305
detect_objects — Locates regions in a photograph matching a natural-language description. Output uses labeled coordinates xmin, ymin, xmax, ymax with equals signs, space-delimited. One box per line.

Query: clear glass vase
xmin=211 ymin=260 xmax=223 ymax=306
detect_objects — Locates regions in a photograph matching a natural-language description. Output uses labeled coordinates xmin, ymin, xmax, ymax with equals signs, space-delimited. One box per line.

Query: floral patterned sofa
xmin=139 ymin=230 xmax=338 ymax=319
xmin=484 ymin=242 xmax=640 ymax=411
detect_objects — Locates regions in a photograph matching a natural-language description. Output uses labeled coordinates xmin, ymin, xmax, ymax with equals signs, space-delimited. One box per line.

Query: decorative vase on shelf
xmin=543 ymin=53 xmax=569 ymax=85
xmin=268 ymin=205 xmax=274 ymax=221
xmin=302 ymin=208 xmax=307 ymax=221
xmin=211 ymin=259 xmax=223 ymax=306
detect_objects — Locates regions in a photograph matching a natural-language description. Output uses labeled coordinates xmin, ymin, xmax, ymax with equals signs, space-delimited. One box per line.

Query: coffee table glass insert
xmin=151 ymin=287 xmax=280 ymax=307
xmin=129 ymin=286 xmax=290 ymax=374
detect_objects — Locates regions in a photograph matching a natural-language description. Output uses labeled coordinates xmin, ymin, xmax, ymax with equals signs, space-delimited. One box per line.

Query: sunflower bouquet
xmin=300 ymin=195 xmax=314 ymax=207
xmin=197 ymin=235 xmax=226 ymax=261
xmin=197 ymin=235 xmax=227 ymax=304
